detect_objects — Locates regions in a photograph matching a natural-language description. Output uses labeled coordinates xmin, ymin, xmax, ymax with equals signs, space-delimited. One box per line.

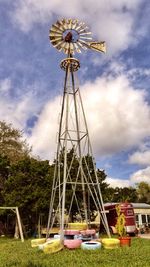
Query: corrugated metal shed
xmin=104 ymin=203 xmax=150 ymax=209
xmin=131 ymin=203 xmax=150 ymax=209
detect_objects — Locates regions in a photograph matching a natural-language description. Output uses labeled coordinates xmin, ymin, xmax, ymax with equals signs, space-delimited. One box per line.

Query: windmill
xmin=47 ymin=18 xmax=110 ymax=241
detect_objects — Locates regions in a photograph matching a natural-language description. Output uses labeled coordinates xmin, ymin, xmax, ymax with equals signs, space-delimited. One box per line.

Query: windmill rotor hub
xmin=60 ymin=58 xmax=80 ymax=71
xmin=64 ymin=31 xmax=73 ymax=42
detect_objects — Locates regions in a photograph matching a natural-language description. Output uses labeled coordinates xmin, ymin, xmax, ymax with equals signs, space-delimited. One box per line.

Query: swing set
xmin=0 ymin=207 xmax=24 ymax=242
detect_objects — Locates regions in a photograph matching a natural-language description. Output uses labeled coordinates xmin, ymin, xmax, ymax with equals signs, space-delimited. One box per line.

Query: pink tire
xmin=64 ymin=230 xmax=80 ymax=235
xmin=64 ymin=239 xmax=82 ymax=249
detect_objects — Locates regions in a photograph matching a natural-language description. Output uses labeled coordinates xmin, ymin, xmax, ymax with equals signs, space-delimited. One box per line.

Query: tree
xmin=2 ymin=157 xmax=54 ymax=234
xmin=113 ymin=187 xmax=138 ymax=203
xmin=101 ymin=186 xmax=138 ymax=203
xmin=0 ymin=154 xmax=10 ymax=205
xmin=136 ymin=182 xmax=150 ymax=204
xmin=0 ymin=120 xmax=31 ymax=214
xmin=0 ymin=121 xmax=31 ymax=164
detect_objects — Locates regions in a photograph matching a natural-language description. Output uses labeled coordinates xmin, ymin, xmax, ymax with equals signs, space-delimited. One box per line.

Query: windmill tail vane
xmin=88 ymin=41 xmax=106 ymax=53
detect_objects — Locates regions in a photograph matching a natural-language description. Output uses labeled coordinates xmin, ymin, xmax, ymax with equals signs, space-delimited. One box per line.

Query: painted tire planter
xmin=119 ymin=237 xmax=131 ymax=247
xmin=43 ymin=239 xmax=63 ymax=254
xmin=38 ymin=239 xmax=54 ymax=250
xmin=81 ymin=241 xmax=101 ymax=250
xmin=64 ymin=229 xmax=80 ymax=235
xmin=54 ymin=234 xmax=61 ymax=239
xmin=38 ymin=239 xmax=58 ymax=251
xmin=74 ymin=234 xmax=82 ymax=240
xmin=101 ymin=238 xmax=120 ymax=249
xmin=31 ymin=238 xmax=46 ymax=248
xmin=68 ymin=223 xmax=87 ymax=230
xmin=80 ymin=229 xmax=96 ymax=235
xmin=64 ymin=239 xmax=82 ymax=249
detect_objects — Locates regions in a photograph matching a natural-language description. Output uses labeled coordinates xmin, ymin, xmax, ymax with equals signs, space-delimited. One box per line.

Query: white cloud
xmin=81 ymin=75 xmax=150 ymax=156
xmin=0 ymin=78 xmax=11 ymax=94
xmin=11 ymin=0 xmax=143 ymax=54
xmin=106 ymin=177 xmax=131 ymax=188
xmin=129 ymin=150 xmax=150 ymax=166
xmin=28 ymin=95 xmax=62 ymax=159
xmin=130 ymin=166 xmax=150 ymax=184
xmin=0 ymin=79 xmax=43 ymax=130
xmin=28 ymin=71 xmax=150 ymax=160
xmin=106 ymin=165 xmax=150 ymax=188
xmin=106 ymin=166 xmax=150 ymax=187
xmin=128 ymin=68 xmax=150 ymax=80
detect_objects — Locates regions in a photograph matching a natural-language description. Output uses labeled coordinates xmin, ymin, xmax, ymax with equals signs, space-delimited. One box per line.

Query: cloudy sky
xmin=0 ymin=0 xmax=150 ymax=187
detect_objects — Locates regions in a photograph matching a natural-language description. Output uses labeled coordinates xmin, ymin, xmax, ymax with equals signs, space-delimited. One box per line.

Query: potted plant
xmin=115 ymin=204 xmax=131 ymax=247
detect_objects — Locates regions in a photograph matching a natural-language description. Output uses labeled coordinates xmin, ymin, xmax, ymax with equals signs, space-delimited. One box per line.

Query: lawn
xmin=0 ymin=237 xmax=150 ymax=267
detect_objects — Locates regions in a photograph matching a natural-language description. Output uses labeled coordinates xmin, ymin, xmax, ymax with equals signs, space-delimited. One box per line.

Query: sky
xmin=0 ymin=0 xmax=150 ymax=188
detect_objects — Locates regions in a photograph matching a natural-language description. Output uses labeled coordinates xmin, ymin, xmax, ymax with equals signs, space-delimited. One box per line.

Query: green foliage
xmin=0 ymin=121 xmax=32 ymax=217
xmin=87 ymin=167 xmax=109 ymax=217
xmin=0 ymin=121 xmax=31 ymax=164
xmin=0 ymin=155 xmax=10 ymax=205
xmin=103 ymin=186 xmax=138 ymax=203
xmin=115 ymin=204 xmax=126 ymax=237
xmin=136 ymin=182 xmax=150 ymax=204
xmin=2 ymin=157 xmax=54 ymax=232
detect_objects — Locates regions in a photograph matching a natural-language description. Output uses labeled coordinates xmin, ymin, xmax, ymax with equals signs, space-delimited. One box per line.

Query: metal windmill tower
xmin=47 ymin=18 xmax=110 ymax=240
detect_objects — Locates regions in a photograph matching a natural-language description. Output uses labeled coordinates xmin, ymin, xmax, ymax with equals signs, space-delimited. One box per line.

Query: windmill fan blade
xmin=78 ymin=27 xmax=89 ymax=34
xmin=57 ymin=42 xmax=68 ymax=52
xmin=79 ymin=31 xmax=92 ymax=36
xmin=79 ymin=36 xmax=93 ymax=40
xmin=50 ymin=36 xmax=62 ymax=42
xmin=69 ymin=42 xmax=75 ymax=54
xmin=79 ymin=39 xmax=89 ymax=46
xmin=55 ymin=20 xmax=66 ymax=31
xmin=59 ymin=19 xmax=68 ymax=30
xmin=63 ymin=42 xmax=70 ymax=54
xmin=78 ymin=40 xmax=88 ymax=50
xmin=50 ymin=31 xmax=62 ymax=37
xmin=73 ymin=43 xmax=81 ymax=53
xmin=60 ymin=42 xmax=68 ymax=52
xmin=57 ymin=45 xmax=62 ymax=52
xmin=49 ymin=34 xmax=62 ymax=39
xmin=51 ymin=25 xmax=63 ymax=34
xmin=54 ymin=40 xmax=65 ymax=49
xmin=75 ymin=22 xmax=86 ymax=32
xmin=72 ymin=19 xmax=78 ymax=29
xmin=67 ymin=18 xmax=73 ymax=29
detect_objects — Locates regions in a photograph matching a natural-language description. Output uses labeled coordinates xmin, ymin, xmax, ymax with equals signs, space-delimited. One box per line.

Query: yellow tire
xmin=31 ymin=238 xmax=46 ymax=248
xmin=43 ymin=239 xmax=63 ymax=254
xmin=68 ymin=223 xmax=87 ymax=230
xmin=101 ymin=238 xmax=120 ymax=249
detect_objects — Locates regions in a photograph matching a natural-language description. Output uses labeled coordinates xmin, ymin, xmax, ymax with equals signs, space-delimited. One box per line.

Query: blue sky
xmin=0 ymin=0 xmax=150 ymax=187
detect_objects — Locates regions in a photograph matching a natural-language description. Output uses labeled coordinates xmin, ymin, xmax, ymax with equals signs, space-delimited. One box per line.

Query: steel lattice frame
xmin=47 ymin=18 xmax=110 ymax=241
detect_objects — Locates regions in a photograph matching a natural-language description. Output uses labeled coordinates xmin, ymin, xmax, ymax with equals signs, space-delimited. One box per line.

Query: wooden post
xmin=16 ymin=207 xmax=24 ymax=242
xmin=38 ymin=215 xmax=41 ymax=238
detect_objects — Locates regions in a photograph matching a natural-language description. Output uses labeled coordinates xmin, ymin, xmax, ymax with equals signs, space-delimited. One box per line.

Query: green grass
xmin=0 ymin=237 xmax=150 ymax=267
